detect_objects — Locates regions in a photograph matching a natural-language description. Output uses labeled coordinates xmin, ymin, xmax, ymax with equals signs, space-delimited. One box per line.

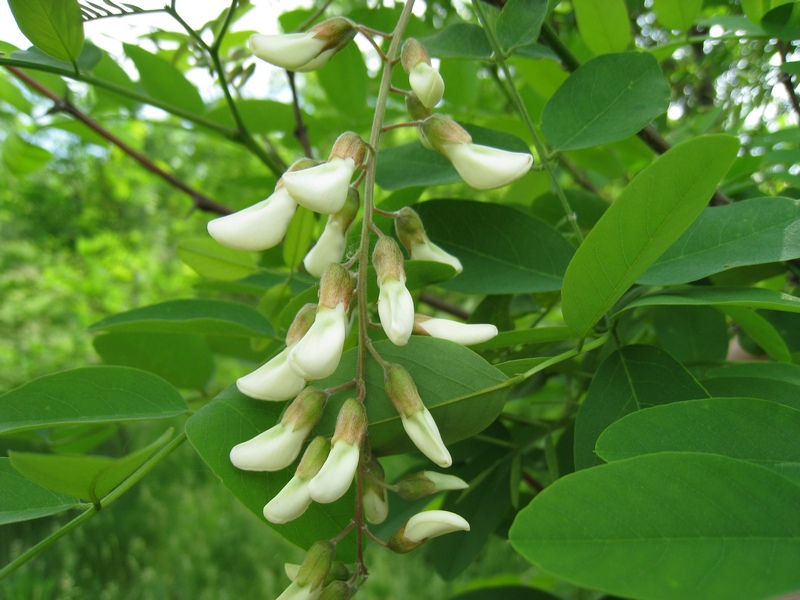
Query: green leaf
xmin=652 ymin=306 xmax=729 ymax=367
xmin=531 ymin=189 xmax=608 ymax=233
xmin=619 ymin=286 xmax=800 ymax=315
xmin=9 ymin=429 xmax=173 ymax=503
xmin=415 ymin=200 xmax=575 ymax=294
xmin=124 ymin=43 xmax=205 ymax=114
xmin=572 ymin=0 xmax=631 ymax=55
xmin=316 ymin=44 xmax=367 ymax=121
xmin=653 ymin=0 xmax=704 ymax=30
xmin=0 ymin=367 xmax=187 ymax=436
xmin=573 ymin=345 xmax=708 ymax=470
xmin=8 ymin=0 xmax=84 ymax=62
xmin=88 ymin=299 xmax=274 ymax=338
xmin=702 ymin=363 xmax=800 ymax=411
xmin=177 ymin=237 xmax=260 ymax=281
xmin=93 ymin=332 xmax=214 ymax=390
xmin=315 ymin=337 xmax=509 ymax=454
xmin=283 ymin=207 xmax=316 ymax=269
xmin=1 ymin=132 xmax=53 ymax=175
xmin=185 ymin=386 xmax=357 ymax=560
xmin=497 ymin=0 xmax=548 ymax=51
xmin=0 ymin=458 xmax=82 ymax=524
xmin=761 ymin=2 xmax=800 ymax=40
xmin=0 ymin=71 xmax=32 ymax=113
xmin=416 ymin=23 xmax=491 ymax=59
xmin=509 ymin=452 xmax=800 ymax=600
xmin=541 ymin=52 xmax=670 ymax=152
xmin=721 ymin=306 xmax=791 ymax=363
xmin=639 ymin=197 xmax=800 ymax=285
xmin=471 ymin=326 xmax=577 ymax=351
xmin=450 ymin=587 xmax=560 ymax=600
xmin=561 ymin=135 xmax=740 ymax=335
xmin=91 ymin=49 xmax=138 ymax=111
xmin=206 ymin=99 xmax=297 ymax=135
xmin=596 ymin=398 xmax=800 ymax=484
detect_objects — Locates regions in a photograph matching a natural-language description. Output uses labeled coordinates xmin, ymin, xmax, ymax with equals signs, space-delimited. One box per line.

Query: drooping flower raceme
xmin=303 ymin=188 xmax=360 ymax=278
xmin=373 ymin=236 xmax=415 ymax=346
xmin=421 ymin=114 xmax=533 ymax=190
xmin=283 ymin=132 xmax=367 ymax=214
xmin=249 ymin=17 xmax=357 ymax=72
xmin=394 ymin=207 xmax=462 ymax=274
xmin=263 ymin=436 xmax=330 ymax=524
xmin=230 ymin=387 xmax=326 ymax=471
xmin=308 ymin=398 xmax=367 ymax=503
xmin=387 ymin=510 xmax=470 ymax=553
xmin=413 ymin=315 xmax=498 ymax=346
xmin=401 ymin=38 xmax=444 ymax=109
xmin=384 ymin=363 xmax=452 ymax=468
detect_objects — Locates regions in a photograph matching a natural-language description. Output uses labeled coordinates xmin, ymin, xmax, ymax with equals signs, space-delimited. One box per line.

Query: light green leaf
xmin=283 ymin=207 xmax=316 ymax=269
xmin=88 ymin=299 xmax=274 ymax=338
xmin=177 ymin=237 xmax=260 ymax=281
xmin=541 ymin=52 xmax=670 ymax=152
xmin=317 ymin=44 xmax=367 ymax=121
xmin=619 ymin=287 xmax=800 ymax=315
xmin=596 ymin=397 xmax=800 ymax=484
xmin=206 ymin=99 xmax=297 ymax=135
xmin=509 ymin=452 xmax=800 ymax=600
xmin=497 ymin=0 xmax=548 ymax=51
xmin=0 ymin=71 xmax=32 ymax=113
xmin=417 ymin=23 xmax=491 ymax=59
xmin=639 ymin=197 xmax=800 ymax=285
xmin=722 ymin=306 xmax=792 ymax=363
xmin=561 ymin=135 xmax=740 ymax=335
xmin=0 ymin=367 xmax=187 ymax=436
xmin=415 ymin=200 xmax=575 ymax=294
xmin=8 ymin=0 xmax=84 ymax=62
xmin=124 ymin=43 xmax=205 ymax=114
xmin=0 ymin=458 xmax=82 ymax=524
xmin=572 ymin=0 xmax=631 ymax=55
xmin=1 ymin=132 xmax=53 ymax=175
xmin=574 ymin=345 xmax=708 ymax=470
xmin=9 ymin=429 xmax=173 ymax=503
xmin=761 ymin=2 xmax=800 ymax=39
xmin=653 ymin=0 xmax=704 ymax=30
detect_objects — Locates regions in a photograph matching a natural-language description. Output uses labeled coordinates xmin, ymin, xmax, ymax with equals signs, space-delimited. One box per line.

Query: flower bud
xmin=317 ymin=263 xmax=354 ymax=310
xmin=237 ymin=347 xmax=307 ymax=401
xmin=297 ymin=540 xmax=335 ymax=589
xmin=288 ymin=303 xmax=348 ymax=381
xmin=230 ymin=387 xmax=326 ymax=472
xmin=207 ymin=186 xmax=297 ymax=252
xmin=308 ymin=399 xmax=366 ymax=503
xmin=413 ymin=316 xmax=498 ymax=345
xmin=384 ymin=364 xmax=451 ymax=467
xmin=318 ymin=581 xmax=355 ymax=600
xmin=329 ymin=131 xmax=369 ymax=166
xmin=421 ymin=115 xmax=533 ymax=190
xmin=395 ymin=207 xmax=462 ymax=274
xmin=286 ymin=304 xmax=319 ymax=347
xmin=405 ymin=93 xmax=431 ymax=122
xmin=250 ymin=17 xmax=357 ymax=72
xmin=264 ymin=436 xmax=330 ymax=524
xmin=395 ymin=470 xmax=468 ymax=500
xmin=303 ymin=189 xmax=360 ymax=278
xmin=401 ymin=39 xmax=444 ymax=109
xmin=363 ymin=457 xmax=388 ymax=524
xmin=374 ymin=237 xmax=414 ymax=346
xmin=387 ymin=510 xmax=470 ymax=553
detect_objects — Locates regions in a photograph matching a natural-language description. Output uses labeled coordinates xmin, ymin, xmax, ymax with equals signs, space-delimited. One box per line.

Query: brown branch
xmin=417 ymin=293 xmax=470 ymax=320
xmin=5 ymin=66 xmax=233 ymax=216
xmin=777 ymin=41 xmax=800 ymax=122
xmin=286 ymin=70 xmax=314 ymax=159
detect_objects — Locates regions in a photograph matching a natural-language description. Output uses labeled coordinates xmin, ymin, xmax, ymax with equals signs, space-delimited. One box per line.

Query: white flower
xmin=263 ymin=475 xmax=313 ymax=524
xmin=422 ymin=471 xmax=469 ymax=491
xmin=250 ymin=31 xmax=328 ymax=72
xmin=415 ymin=318 xmax=498 ymax=345
xmin=288 ymin=303 xmax=347 ymax=380
xmin=282 ymin=158 xmax=357 ymax=214
xmin=237 ymin=347 xmax=306 ymax=401
xmin=304 ymin=220 xmax=347 ymax=278
xmin=401 ymin=406 xmax=451 ymax=468
xmin=308 ymin=440 xmax=359 ymax=503
xmin=409 ymin=62 xmax=444 ymax=109
xmin=229 ymin=423 xmax=310 ymax=472
xmin=409 ymin=239 xmax=462 ymax=273
xmin=363 ymin=486 xmax=389 ymax=524
xmin=207 ymin=187 xmax=297 ymax=252
xmin=441 ymin=143 xmax=533 ymax=190
xmin=403 ymin=510 xmax=470 ymax=543
xmin=378 ymin=276 xmax=415 ymax=346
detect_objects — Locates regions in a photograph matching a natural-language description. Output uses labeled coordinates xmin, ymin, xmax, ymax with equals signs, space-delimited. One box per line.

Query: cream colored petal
xmin=264 ymin=476 xmax=313 ymax=524
xmin=401 ymin=407 xmax=451 ymax=467
xmin=207 ymin=187 xmax=297 ymax=251
xmin=418 ymin=319 xmax=498 ymax=345
xmin=442 ymin=143 xmax=532 ymax=190
xmin=249 ymin=32 xmax=326 ymax=71
xmin=378 ymin=277 xmax=415 ymax=346
xmin=236 ymin=347 xmax=307 ymax=401
xmin=307 ymin=440 xmax=359 ymax=503
xmin=409 ymin=62 xmax=445 ymax=109
xmin=229 ymin=423 xmax=311 ymax=472
xmin=282 ymin=158 xmax=356 ymax=214
xmin=288 ymin=304 xmax=347 ymax=380
xmin=410 ymin=239 xmax=462 ymax=273
xmin=404 ymin=510 xmax=470 ymax=543
xmin=303 ymin=221 xmax=347 ymax=278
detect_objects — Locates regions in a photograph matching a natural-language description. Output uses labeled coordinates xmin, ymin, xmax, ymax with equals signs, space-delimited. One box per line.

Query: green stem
xmin=0 ymin=432 xmax=188 ymax=580
xmin=519 ymin=333 xmax=609 ymax=380
xmin=472 ymin=1 xmax=583 ymax=244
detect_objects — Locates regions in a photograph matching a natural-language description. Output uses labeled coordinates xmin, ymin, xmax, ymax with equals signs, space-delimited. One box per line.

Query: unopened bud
xmin=332 ymin=398 xmax=367 ymax=446
xmin=394 ymin=207 xmax=426 ymax=249
xmin=296 ymin=541 xmax=335 ymax=591
xmin=401 ymin=38 xmax=431 ymax=72
xmin=295 ymin=436 xmax=331 ymax=480
xmin=319 ymin=581 xmax=356 ymax=600
xmin=395 ymin=470 xmax=468 ymax=499
xmin=363 ymin=456 xmax=389 ymax=524
xmin=310 ymin=17 xmax=358 ymax=53
xmin=286 ymin=303 xmax=318 ymax=346
xmin=372 ymin=236 xmax=406 ymax=285
xmin=406 ymin=94 xmax=431 ymax=121
xmin=329 ymin=131 xmax=368 ymax=166
xmin=281 ymin=387 xmax=328 ymax=430
xmin=420 ymin=114 xmax=471 ymax=150
xmin=318 ymin=263 xmax=354 ymax=310
xmin=384 ymin=364 xmax=423 ymax=418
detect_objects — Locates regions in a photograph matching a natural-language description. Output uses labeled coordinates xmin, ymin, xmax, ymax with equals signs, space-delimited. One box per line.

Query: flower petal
xmin=409 ymin=62 xmax=444 ymax=109
xmin=442 ymin=143 xmax=533 ymax=190
xmin=417 ymin=319 xmax=498 ymax=345
xmin=304 ymin=221 xmax=347 ymax=278
xmin=282 ymin=158 xmax=356 ymax=214
xmin=249 ymin=32 xmax=326 ymax=71
xmin=401 ymin=407 xmax=452 ymax=467
xmin=229 ymin=423 xmax=311 ymax=472
xmin=207 ymin=187 xmax=297 ymax=251
xmin=307 ymin=440 xmax=359 ymax=503
xmin=404 ymin=509 xmax=470 ymax=543
xmin=237 ymin=347 xmax=307 ymax=401
xmin=410 ymin=239 xmax=462 ymax=274
xmin=378 ymin=277 xmax=415 ymax=346
xmin=288 ymin=304 xmax=347 ymax=380
xmin=264 ymin=475 xmax=313 ymax=524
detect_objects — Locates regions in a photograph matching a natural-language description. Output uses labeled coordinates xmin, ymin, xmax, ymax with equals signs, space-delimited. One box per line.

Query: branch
xmin=287 ymin=71 xmax=314 ymax=158
xmin=417 ymin=293 xmax=470 ymax=320
xmin=4 ymin=66 xmax=233 ymax=216
xmin=777 ymin=40 xmax=800 ymax=122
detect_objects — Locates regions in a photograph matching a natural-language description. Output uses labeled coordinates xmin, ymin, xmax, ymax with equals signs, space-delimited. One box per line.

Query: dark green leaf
xmin=561 ymin=135 xmax=740 ymax=335
xmin=0 ymin=367 xmax=187 ymax=436
xmin=471 ymin=326 xmax=576 ymax=351
xmin=702 ymin=362 xmax=800 ymax=411
xmin=620 ymin=287 xmax=800 ymax=315
xmin=497 ymin=0 xmax=548 ymax=51
xmin=415 ymin=200 xmax=575 ymax=294
xmin=530 ymin=189 xmax=608 ymax=233
xmin=653 ymin=0 xmax=703 ymax=30
xmin=721 ymin=306 xmax=791 ymax=363
xmin=124 ymin=43 xmax=205 ymax=114
xmin=761 ymin=2 xmax=800 ymax=40
xmin=450 ymin=587 xmax=559 ymax=600
xmin=574 ymin=345 xmax=708 ymax=470
xmin=317 ymin=44 xmax=368 ymax=121
xmin=596 ymin=397 xmax=800 ymax=484
xmin=572 ymin=0 xmax=631 ymax=55
xmin=639 ymin=197 xmax=800 ymax=285
xmin=178 ymin=237 xmax=260 ymax=281
xmin=652 ymin=306 xmax=729 ymax=367
xmin=509 ymin=453 xmax=800 ymax=600
xmin=8 ymin=0 xmax=84 ymax=62
xmin=89 ymin=299 xmax=274 ymax=338
xmin=417 ymin=23 xmax=491 ymax=59
xmin=0 ymin=458 xmax=82 ymax=524
xmin=541 ymin=52 xmax=670 ymax=152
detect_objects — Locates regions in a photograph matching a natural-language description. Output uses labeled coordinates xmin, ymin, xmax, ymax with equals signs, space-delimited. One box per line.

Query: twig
xmin=777 ymin=41 xmax=800 ymax=122
xmin=417 ymin=293 xmax=470 ymax=320
xmin=287 ymin=70 xmax=315 ymax=158
xmin=4 ymin=66 xmax=232 ymax=215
